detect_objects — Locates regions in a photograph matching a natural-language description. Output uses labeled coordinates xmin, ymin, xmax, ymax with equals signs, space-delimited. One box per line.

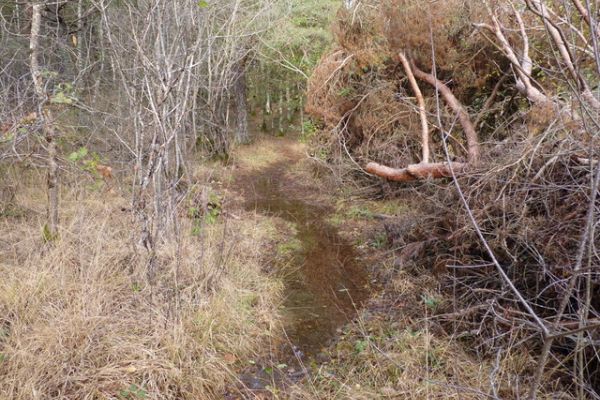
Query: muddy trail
xmin=232 ymin=136 xmax=370 ymax=376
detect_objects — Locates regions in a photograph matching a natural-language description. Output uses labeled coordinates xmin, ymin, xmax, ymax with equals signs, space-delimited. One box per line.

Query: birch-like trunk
xmin=76 ymin=0 xmax=84 ymax=84
xmin=30 ymin=2 xmax=59 ymax=238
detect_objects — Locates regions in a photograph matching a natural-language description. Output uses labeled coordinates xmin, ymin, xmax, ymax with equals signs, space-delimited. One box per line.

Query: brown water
xmin=239 ymin=152 xmax=370 ymax=359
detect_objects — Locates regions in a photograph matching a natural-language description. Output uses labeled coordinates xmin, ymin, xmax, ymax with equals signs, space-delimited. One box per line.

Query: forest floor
xmin=220 ymin=133 xmax=497 ymax=399
xmin=0 ymin=130 xmax=524 ymax=399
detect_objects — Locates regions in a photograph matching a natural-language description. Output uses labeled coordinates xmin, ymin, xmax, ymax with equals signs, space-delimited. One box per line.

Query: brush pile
xmin=306 ymin=0 xmax=600 ymax=396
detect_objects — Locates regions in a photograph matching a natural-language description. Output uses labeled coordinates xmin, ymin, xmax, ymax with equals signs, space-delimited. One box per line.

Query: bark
xmin=278 ymin=91 xmax=284 ymax=134
xmin=233 ymin=61 xmax=249 ymax=143
xmin=475 ymin=17 xmax=550 ymax=106
xmin=411 ymin=62 xmax=480 ymax=164
xmin=30 ymin=2 xmax=60 ymax=237
xmin=365 ymin=56 xmax=477 ymax=183
xmin=76 ymin=0 xmax=84 ymax=80
xmin=285 ymin=85 xmax=292 ymax=122
xmin=366 ymin=161 xmax=467 ymax=182
xmin=399 ymin=52 xmax=429 ymax=163
xmin=526 ymin=0 xmax=600 ymax=110
xmin=266 ymin=92 xmax=274 ymax=132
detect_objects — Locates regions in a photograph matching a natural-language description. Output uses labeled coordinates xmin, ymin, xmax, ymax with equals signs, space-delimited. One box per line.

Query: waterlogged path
xmin=235 ymin=137 xmax=370 ymax=359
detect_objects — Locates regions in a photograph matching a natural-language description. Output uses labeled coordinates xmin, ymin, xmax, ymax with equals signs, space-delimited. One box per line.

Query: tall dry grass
xmin=0 ymin=170 xmax=282 ymax=399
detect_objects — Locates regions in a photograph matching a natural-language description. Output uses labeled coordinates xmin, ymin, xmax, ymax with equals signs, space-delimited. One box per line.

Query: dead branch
xmin=474 ymin=14 xmax=552 ymax=106
xmin=410 ymin=61 xmax=480 ymax=164
xmin=366 ymin=161 xmax=467 ymax=182
xmin=399 ymin=52 xmax=429 ymax=163
xmin=525 ymin=0 xmax=600 ymax=110
xmin=365 ymin=56 xmax=478 ymax=182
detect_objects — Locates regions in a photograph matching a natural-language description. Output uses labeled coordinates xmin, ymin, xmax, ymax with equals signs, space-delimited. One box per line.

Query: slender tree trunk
xmin=285 ymin=85 xmax=291 ymax=122
xmin=93 ymin=15 xmax=105 ymax=101
xmin=30 ymin=2 xmax=59 ymax=238
xmin=266 ymin=91 xmax=273 ymax=132
xmin=234 ymin=61 xmax=249 ymax=143
xmin=15 ymin=3 xmax=21 ymax=32
xmin=300 ymin=105 xmax=304 ymax=136
xmin=76 ymin=0 xmax=84 ymax=81
xmin=278 ymin=90 xmax=283 ymax=134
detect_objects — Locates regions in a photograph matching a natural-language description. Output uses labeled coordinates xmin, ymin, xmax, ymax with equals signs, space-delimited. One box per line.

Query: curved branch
xmin=410 ymin=62 xmax=480 ymax=164
xmin=399 ymin=52 xmax=430 ymax=163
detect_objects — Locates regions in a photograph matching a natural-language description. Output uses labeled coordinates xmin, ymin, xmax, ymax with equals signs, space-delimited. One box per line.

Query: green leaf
xmin=50 ymin=91 xmax=73 ymax=105
xmin=205 ymin=209 xmax=218 ymax=225
xmin=197 ymin=0 xmax=208 ymax=7
xmin=132 ymin=282 xmax=142 ymax=293
xmin=191 ymin=223 xmax=203 ymax=236
xmin=68 ymin=152 xmax=80 ymax=162
xmin=421 ymin=294 xmax=440 ymax=310
xmin=0 ymin=133 xmax=14 ymax=144
xmin=354 ymin=339 xmax=368 ymax=353
xmin=68 ymin=147 xmax=88 ymax=162
xmin=119 ymin=384 xmax=147 ymax=399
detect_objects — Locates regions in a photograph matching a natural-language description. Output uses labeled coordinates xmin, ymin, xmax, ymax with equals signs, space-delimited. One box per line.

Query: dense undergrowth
xmin=0 ymin=166 xmax=283 ymax=399
xmin=1 ymin=0 xmax=599 ymax=398
xmin=303 ymin=0 xmax=600 ymax=398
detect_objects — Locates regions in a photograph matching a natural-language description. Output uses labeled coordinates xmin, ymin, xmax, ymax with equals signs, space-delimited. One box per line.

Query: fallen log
xmin=366 ymin=161 xmax=468 ymax=182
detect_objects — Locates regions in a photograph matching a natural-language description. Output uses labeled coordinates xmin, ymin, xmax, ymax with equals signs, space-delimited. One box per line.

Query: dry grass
xmin=283 ymin=267 xmax=515 ymax=400
xmin=0 ymin=170 xmax=283 ymax=399
xmin=232 ymin=137 xmax=305 ymax=172
xmin=285 ymin=260 xmax=574 ymax=400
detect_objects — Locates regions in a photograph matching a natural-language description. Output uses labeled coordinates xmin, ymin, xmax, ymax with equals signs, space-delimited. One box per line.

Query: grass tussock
xmin=0 ymin=172 xmax=283 ymax=400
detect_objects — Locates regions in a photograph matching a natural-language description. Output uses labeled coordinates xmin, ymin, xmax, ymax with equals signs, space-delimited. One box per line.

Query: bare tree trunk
xmin=234 ymin=61 xmax=249 ymax=143
xmin=15 ymin=3 xmax=21 ymax=32
xmin=76 ymin=0 xmax=84 ymax=81
xmin=93 ymin=14 xmax=105 ymax=101
xmin=268 ymin=92 xmax=274 ymax=132
xmin=277 ymin=90 xmax=283 ymax=134
xmin=285 ymin=85 xmax=292 ymax=122
xmin=366 ymin=57 xmax=479 ymax=183
xmin=30 ymin=2 xmax=59 ymax=238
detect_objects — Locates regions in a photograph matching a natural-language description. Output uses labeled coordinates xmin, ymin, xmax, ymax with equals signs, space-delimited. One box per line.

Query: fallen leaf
xmin=223 ymin=353 xmax=236 ymax=364
xmin=96 ymin=164 xmax=113 ymax=180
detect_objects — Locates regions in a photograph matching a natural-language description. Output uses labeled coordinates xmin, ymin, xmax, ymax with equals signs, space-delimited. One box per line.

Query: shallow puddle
xmin=240 ymin=155 xmax=370 ymax=359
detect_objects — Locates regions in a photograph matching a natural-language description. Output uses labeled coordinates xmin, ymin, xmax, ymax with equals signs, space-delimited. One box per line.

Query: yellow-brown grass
xmin=0 ymin=170 xmax=282 ymax=399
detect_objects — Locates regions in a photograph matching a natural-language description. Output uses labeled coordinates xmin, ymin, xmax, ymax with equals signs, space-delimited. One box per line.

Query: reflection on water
xmin=242 ymin=163 xmax=369 ymax=357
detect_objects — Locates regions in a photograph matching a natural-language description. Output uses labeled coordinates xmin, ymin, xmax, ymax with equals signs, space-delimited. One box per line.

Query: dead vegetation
xmin=0 ymin=169 xmax=283 ymax=399
xmin=305 ymin=0 xmax=600 ymax=397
